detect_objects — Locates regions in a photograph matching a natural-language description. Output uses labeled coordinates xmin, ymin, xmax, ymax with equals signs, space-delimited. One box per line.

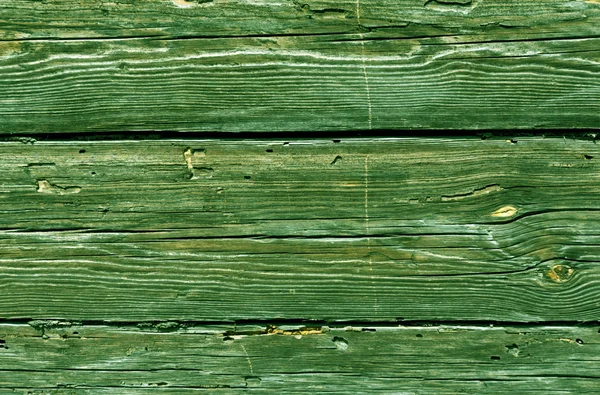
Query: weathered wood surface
xmin=2 ymin=0 xmax=598 ymax=40
xmin=1 ymin=137 xmax=599 ymax=322
xmin=0 ymin=0 xmax=599 ymax=133
xmin=0 ymin=323 xmax=598 ymax=392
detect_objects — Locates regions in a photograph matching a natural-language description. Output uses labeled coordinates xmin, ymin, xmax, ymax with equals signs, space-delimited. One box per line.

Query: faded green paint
xmin=1 ymin=1 xmax=599 ymax=392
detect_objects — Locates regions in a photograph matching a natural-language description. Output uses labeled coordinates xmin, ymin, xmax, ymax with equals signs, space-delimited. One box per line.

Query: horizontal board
xmin=0 ymin=0 xmax=599 ymax=132
xmin=0 ymin=323 xmax=598 ymax=392
xmin=0 ymin=137 xmax=599 ymax=322
xmin=2 ymin=0 xmax=598 ymax=40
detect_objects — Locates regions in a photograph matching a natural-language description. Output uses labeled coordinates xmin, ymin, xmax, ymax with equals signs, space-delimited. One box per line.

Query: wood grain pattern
xmin=0 ymin=0 xmax=599 ymax=132
xmin=1 ymin=137 xmax=599 ymax=322
xmin=0 ymin=323 xmax=598 ymax=392
xmin=2 ymin=0 xmax=598 ymax=40
xmin=3 ymin=2 xmax=599 ymax=391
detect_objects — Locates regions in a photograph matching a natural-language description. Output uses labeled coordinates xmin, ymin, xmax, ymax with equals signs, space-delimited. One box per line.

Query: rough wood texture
xmin=1 ymin=137 xmax=599 ymax=322
xmin=0 ymin=323 xmax=598 ymax=393
xmin=0 ymin=0 xmax=599 ymax=132
xmin=3 ymin=2 xmax=599 ymax=391
xmin=2 ymin=0 xmax=598 ymax=40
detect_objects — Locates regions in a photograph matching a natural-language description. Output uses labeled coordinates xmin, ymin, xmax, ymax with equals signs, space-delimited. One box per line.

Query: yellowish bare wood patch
xmin=491 ymin=205 xmax=518 ymax=217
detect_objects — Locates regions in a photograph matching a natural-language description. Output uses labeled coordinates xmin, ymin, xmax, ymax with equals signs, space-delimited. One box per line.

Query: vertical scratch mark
xmin=364 ymin=155 xmax=378 ymax=313
xmin=356 ymin=0 xmax=373 ymax=130
xmin=285 ymin=180 xmax=293 ymax=216
xmin=365 ymin=155 xmax=371 ymax=275
xmin=364 ymin=154 xmax=370 ymax=238
xmin=241 ymin=344 xmax=254 ymax=374
xmin=360 ymin=46 xmax=373 ymax=130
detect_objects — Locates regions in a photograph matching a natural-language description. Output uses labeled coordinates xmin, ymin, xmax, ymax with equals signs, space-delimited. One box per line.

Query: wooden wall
xmin=0 ymin=0 xmax=599 ymax=392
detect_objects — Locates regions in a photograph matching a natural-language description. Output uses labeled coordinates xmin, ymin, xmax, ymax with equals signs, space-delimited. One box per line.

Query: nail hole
xmin=490 ymin=356 xmax=501 ymax=360
xmin=265 ymin=149 xmax=273 ymax=153
xmin=79 ymin=149 xmax=86 ymax=154
xmin=244 ymin=176 xmax=252 ymax=180
xmin=332 ymin=139 xmax=341 ymax=143
xmin=584 ymin=154 xmax=594 ymax=160
xmin=91 ymin=172 xmax=96 ymax=176
xmin=416 ymin=333 xmax=423 ymax=338
xmin=361 ymin=328 xmax=376 ymax=332
xmin=283 ymin=142 xmax=290 ymax=146
xmin=576 ymin=338 xmax=584 ymax=344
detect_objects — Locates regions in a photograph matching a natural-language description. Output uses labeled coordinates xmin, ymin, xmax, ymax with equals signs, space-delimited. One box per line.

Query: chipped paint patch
xmin=172 ymin=0 xmax=197 ymax=8
xmin=442 ymin=184 xmax=503 ymax=201
xmin=37 ymin=180 xmax=81 ymax=195
xmin=171 ymin=0 xmax=214 ymax=7
xmin=266 ymin=325 xmax=325 ymax=336
xmin=183 ymin=147 xmax=194 ymax=170
xmin=558 ymin=338 xmax=582 ymax=344
xmin=183 ymin=147 xmax=207 ymax=180
xmin=424 ymin=0 xmax=482 ymax=14
xmin=491 ymin=205 xmax=518 ymax=217
xmin=0 ymin=41 xmax=20 ymax=57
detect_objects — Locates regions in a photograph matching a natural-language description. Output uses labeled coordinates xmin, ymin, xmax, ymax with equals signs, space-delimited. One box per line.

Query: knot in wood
xmin=546 ymin=264 xmax=574 ymax=283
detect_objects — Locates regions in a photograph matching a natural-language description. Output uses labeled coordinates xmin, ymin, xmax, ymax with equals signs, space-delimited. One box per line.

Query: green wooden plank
xmin=0 ymin=137 xmax=599 ymax=322
xmin=2 ymin=0 xmax=598 ymax=40
xmin=0 ymin=323 xmax=598 ymax=392
xmin=0 ymin=0 xmax=599 ymax=132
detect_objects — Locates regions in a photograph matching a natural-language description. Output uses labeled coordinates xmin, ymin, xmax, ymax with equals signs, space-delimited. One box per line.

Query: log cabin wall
xmin=0 ymin=0 xmax=599 ymax=392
